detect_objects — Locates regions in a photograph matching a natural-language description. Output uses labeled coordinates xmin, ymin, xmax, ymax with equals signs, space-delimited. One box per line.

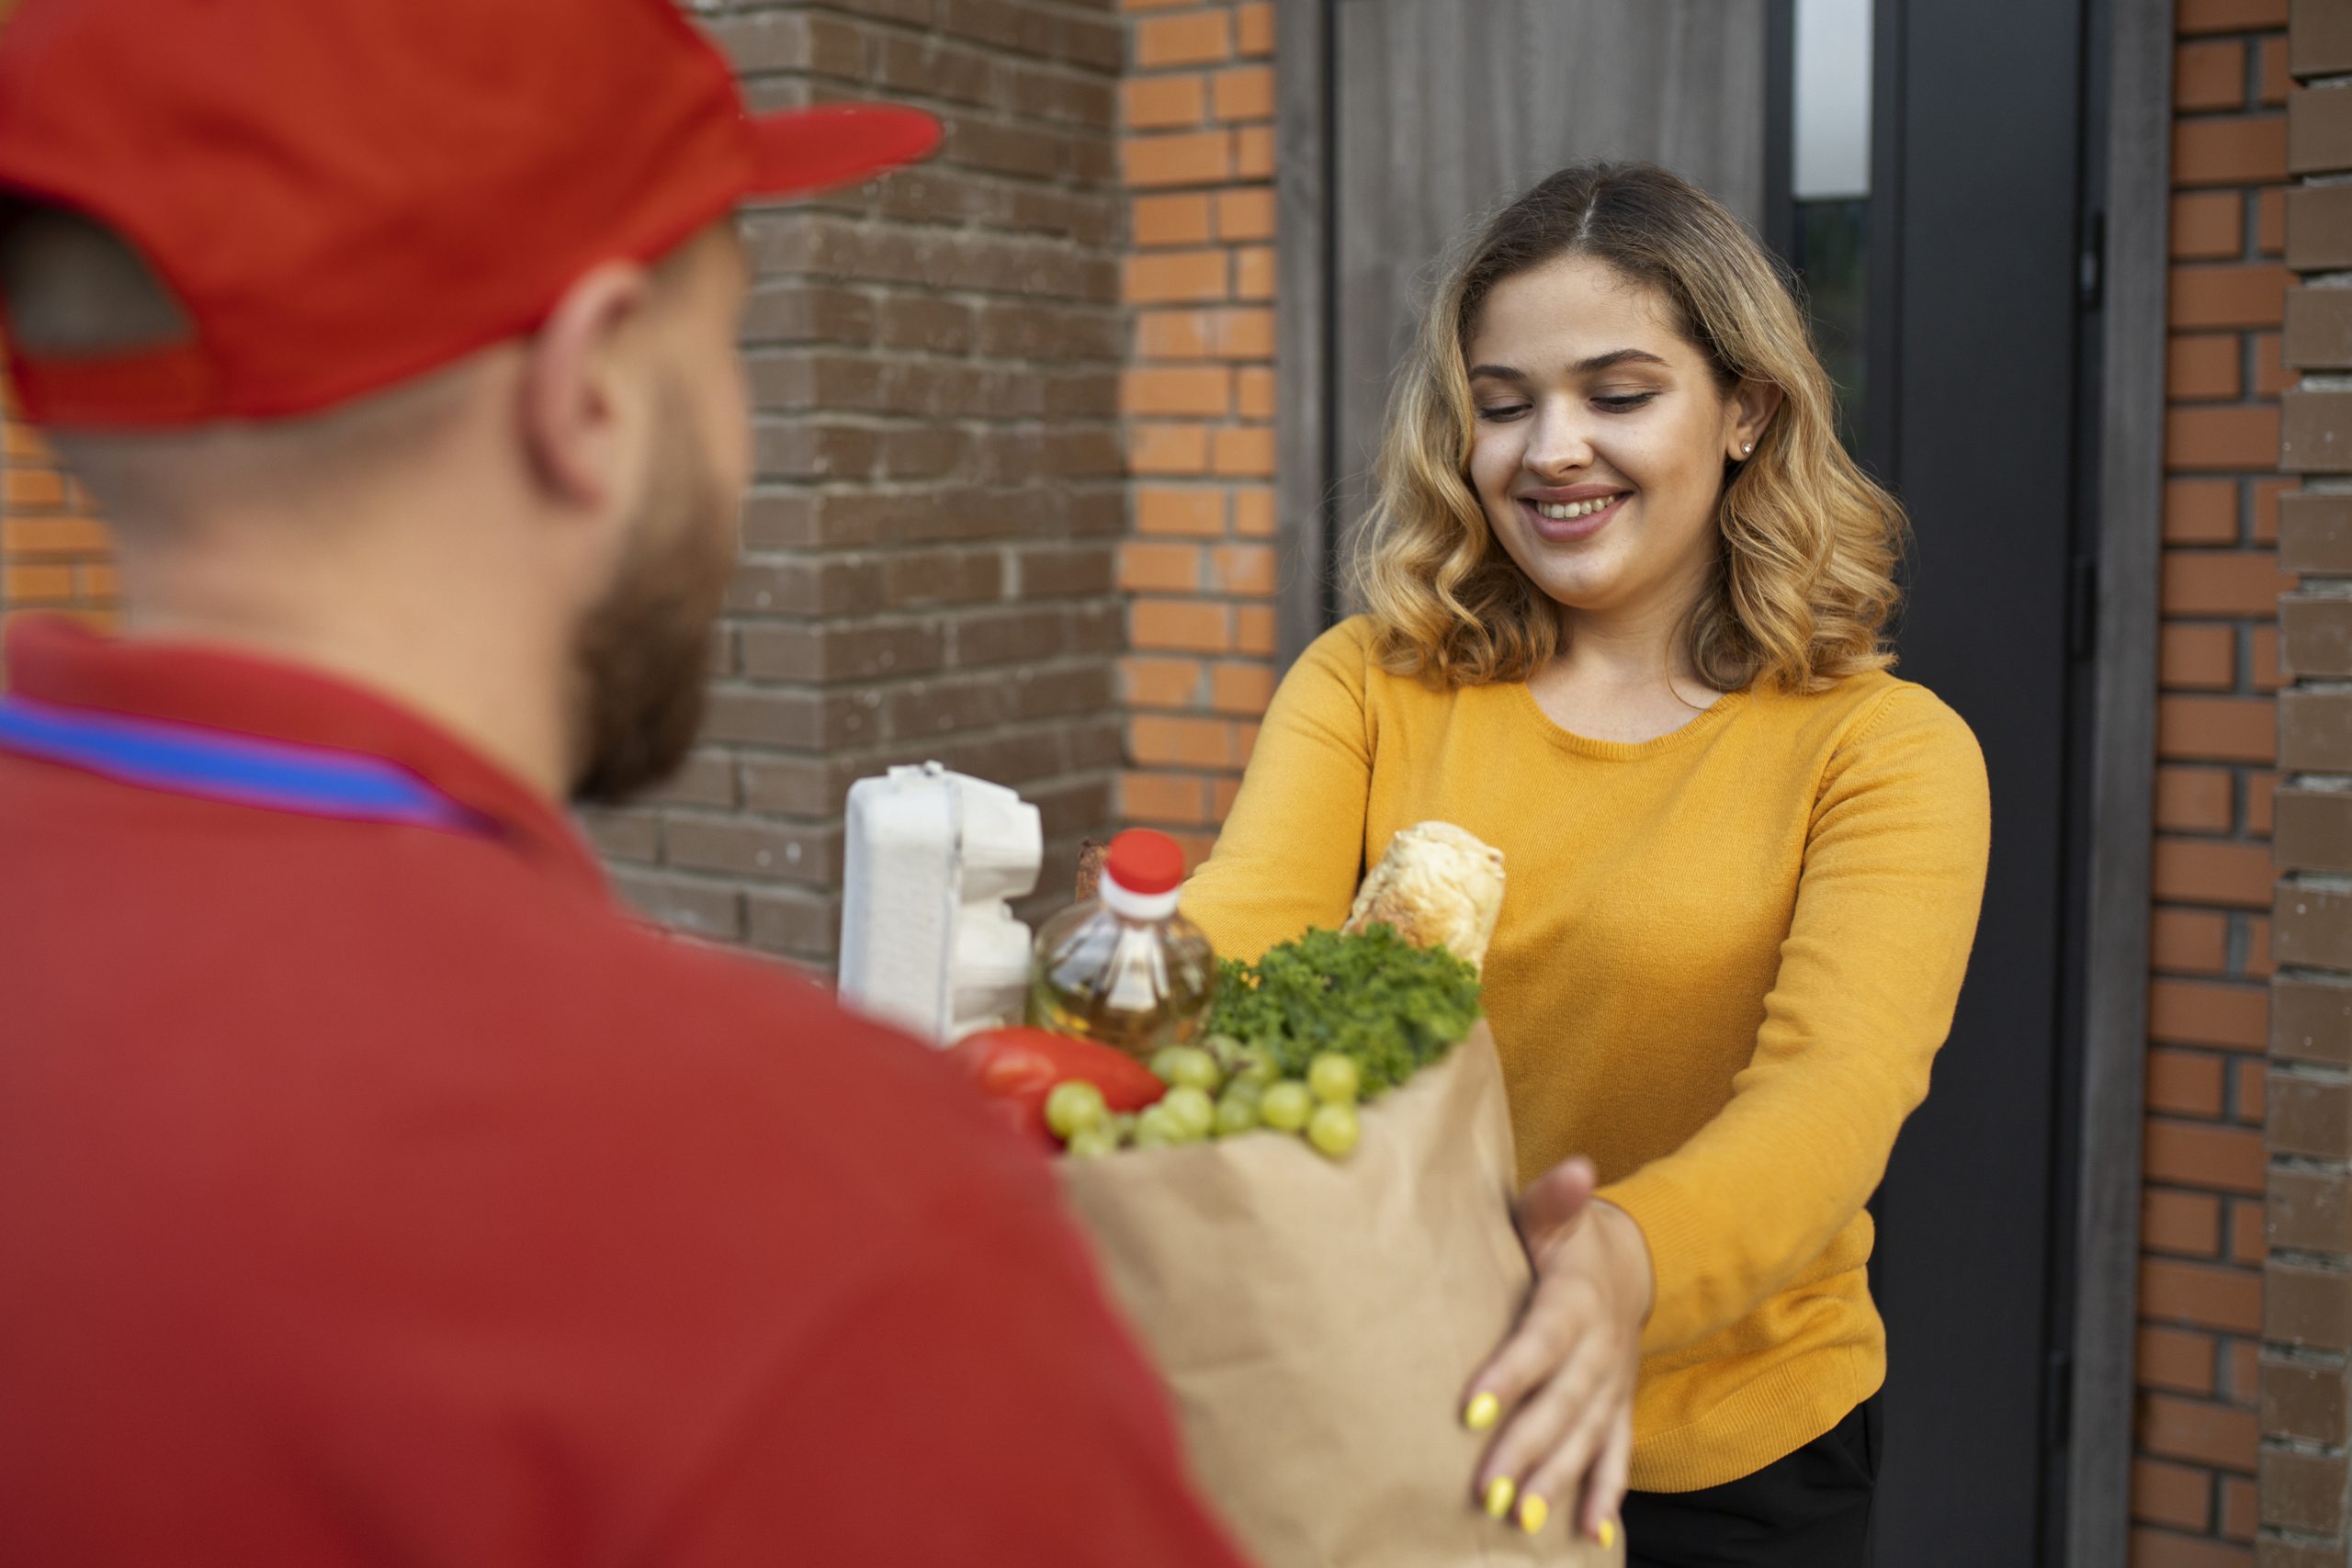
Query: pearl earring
xmin=1742 ymin=442 xmax=1754 ymax=456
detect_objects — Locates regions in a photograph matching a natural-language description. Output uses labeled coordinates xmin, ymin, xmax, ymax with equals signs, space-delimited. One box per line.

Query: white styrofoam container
xmin=837 ymin=762 xmax=1042 ymax=1044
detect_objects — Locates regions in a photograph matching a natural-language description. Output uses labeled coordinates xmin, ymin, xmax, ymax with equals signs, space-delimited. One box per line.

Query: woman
xmin=1179 ymin=164 xmax=1990 ymax=1567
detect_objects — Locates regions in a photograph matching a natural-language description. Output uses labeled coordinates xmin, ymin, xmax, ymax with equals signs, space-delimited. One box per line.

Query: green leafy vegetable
xmin=1204 ymin=924 xmax=1482 ymax=1098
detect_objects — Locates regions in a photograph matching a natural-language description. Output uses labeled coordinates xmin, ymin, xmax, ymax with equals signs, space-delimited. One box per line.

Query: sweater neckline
xmin=1510 ymin=680 xmax=1750 ymax=761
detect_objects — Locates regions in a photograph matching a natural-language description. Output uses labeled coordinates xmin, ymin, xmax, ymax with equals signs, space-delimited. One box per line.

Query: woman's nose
xmin=1522 ymin=405 xmax=1594 ymax=479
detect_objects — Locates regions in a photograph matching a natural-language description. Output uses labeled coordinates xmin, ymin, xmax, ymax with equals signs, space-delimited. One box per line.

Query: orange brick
xmin=2252 ymin=477 xmax=2289 ymax=543
xmin=1216 ymin=186 xmax=1276 ymax=242
xmin=2144 ymin=1189 xmax=2224 ymax=1256
xmin=2 ymin=420 xmax=49 ymax=461
xmin=2150 ymin=1046 xmax=2228 ymax=1117
xmin=2157 ymin=767 xmax=2235 ymax=831
xmin=2150 ymin=978 xmax=2267 ymax=1050
xmin=2155 ymin=697 xmax=2276 ymax=765
xmin=1130 ymin=596 xmax=1231 ymax=653
xmin=1212 ymin=424 xmax=1276 ymax=477
xmin=1232 ymin=486 xmax=1277 ymax=537
xmin=2162 ymin=623 xmax=2237 ymax=689
xmin=1135 ymin=484 xmax=1226 ymax=536
xmin=1 ymin=515 xmax=109 ymax=558
xmin=2225 ymin=1337 xmax=2262 ymax=1404
xmin=1130 ymin=714 xmax=1236 ymax=767
xmin=2234 ymin=1057 xmax=2265 ymax=1125
xmin=2132 ymin=1457 xmax=2213 ymax=1531
xmin=76 ymin=561 xmax=118 ymax=601
xmin=1118 ymin=540 xmax=1205 ymax=592
xmin=2152 ymin=835 xmax=2274 ymax=908
xmin=2221 ymin=1472 xmax=2259 ymax=1540
xmin=1213 ymin=64 xmax=1274 ymax=121
xmin=2169 ymin=333 xmax=2243 ymax=399
xmin=1236 ymin=718 xmax=1261 ymax=763
xmin=2169 ymin=264 xmax=2290 ymax=328
xmin=1210 ymin=543 xmax=1276 ymax=596
xmin=1233 ymin=243 xmax=1275 ymax=301
xmin=1169 ymin=829 xmax=1216 ymax=872
xmin=2165 ymin=405 xmax=2282 ymax=469
xmin=2172 ymin=116 xmax=2289 ymax=187
xmin=2174 ymin=191 xmax=2245 ymax=259
xmin=1125 ymin=130 xmax=1233 ymax=189
xmin=1209 ymin=660 xmax=1274 ymax=716
xmin=2252 ymin=624 xmax=2283 ymax=690
xmin=2153 ymin=908 xmax=2231 ymax=973
xmin=1129 ymin=422 xmax=1212 ymax=474
xmin=2165 ymin=479 xmax=2241 ymax=544
xmin=2252 ymin=329 xmax=2294 ymax=396
xmin=2144 ymin=1120 xmax=2268 ymax=1199
xmin=2258 ymin=186 xmax=2286 ymax=254
xmin=2162 ymin=550 xmax=2296 ymax=615
xmin=1212 ymin=305 xmax=1275 ymax=359
xmin=2228 ymin=1197 xmax=2267 ymax=1266
xmin=1134 ymin=193 xmax=1214 ymax=247
xmin=1136 ymin=308 xmax=1212 ymax=358
xmin=1211 ymin=773 xmax=1243 ymax=820
xmin=1123 ymin=73 xmax=1206 ymax=130
xmin=1125 ymin=249 xmax=1227 ymax=304
xmin=2177 ymin=40 xmax=2246 ymax=111
xmin=2245 ymin=914 xmax=2274 ymax=977
xmin=1120 ymin=655 xmax=1204 ymax=707
xmin=2259 ymin=36 xmax=2290 ymax=107
xmin=1234 ymin=603 xmax=1276 ymax=655
xmin=2177 ymin=0 xmax=2286 ymax=34
xmin=1120 ymin=771 xmax=1210 ymax=825
xmin=2248 ymin=771 xmax=2278 ymax=836
xmin=2139 ymin=1325 xmax=2220 ymax=1395
xmin=1122 ymin=366 xmax=1231 ymax=417
xmin=3 ymin=468 xmax=67 ymax=508
xmin=1 ymin=562 xmax=74 ymax=602
xmin=1236 ymin=366 xmax=1275 ymax=419
xmin=2138 ymin=1390 xmax=2260 ymax=1471
xmin=1235 ymin=1 xmax=1272 ymax=57
xmin=1135 ymin=10 xmax=1230 ymax=68
xmin=1235 ymin=123 xmax=1274 ymax=179
xmin=1122 ymin=0 xmax=1196 ymax=9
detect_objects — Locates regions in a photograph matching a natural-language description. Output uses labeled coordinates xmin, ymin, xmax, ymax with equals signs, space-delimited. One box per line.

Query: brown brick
xmin=2161 ymin=769 xmax=2237 ymax=831
xmin=2291 ymin=182 xmax=2352 ymax=272
xmin=744 ymin=886 xmax=840 ymax=962
xmin=2143 ymin=1325 xmax=2223 ymax=1394
xmin=2282 ymin=388 xmax=2352 ymax=470
xmin=2271 ymin=1072 xmax=2352 ymax=1159
xmin=2258 ymin=1449 xmax=2349 ymax=1535
xmin=2274 ymin=974 xmax=2352 ymax=1067
xmin=2176 ymin=116 xmax=2290 ymax=186
xmin=2169 ymin=404 xmax=2285 ymax=470
xmin=2134 ymin=1456 xmax=2215 ymax=1531
xmin=2233 ymin=1195 xmax=2272 ymax=1264
xmin=2161 ymin=698 xmax=2279 ymax=765
xmin=609 ymin=870 xmax=743 ymax=943
xmin=664 ymin=817 xmax=840 ymax=887
xmin=2172 ymin=333 xmax=2245 ymax=399
xmin=2290 ymin=82 xmax=2352 ymax=173
xmin=2272 ymin=1166 xmax=2352 ymax=1254
xmin=2282 ymin=490 xmax=2352 ymax=572
xmin=2275 ymin=785 xmax=2352 ymax=873
xmin=2171 ymin=479 xmax=2245 ymax=545
xmin=2165 ymin=551 xmax=2299 ymax=615
xmin=2149 ymin=1189 xmax=2228 ymax=1256
xmin=2179 ymin=0 xmax=2288 ymax=29
xmin=2177 ymin=191 xmax=2249 ymax=259
xmin=2140 ymin=1390 xmax=2262 ymax=1471
xmin=2153 ymin=978 xmax=2271 ymax=1049
xmin=2157 ymin=836 xmax=2279 ymax=906
xmin=2263 ymin=34 xmax=2293 ymax=104
xmin=2239 ymin=1056 xmax=2270 ymax=1125
xmin=2284 ymin=287 xmax=2352 ymax=370
xmin=2179 ymin=39 xmax=2249 ymax=112
xmin=2281 ymin=687 xmax=2352 ymax=768
xmin=2268 ymin=1258 xmax=2352 ymax=1350
xmin=2153 ymin=1046 xmax=2233 ymax=1117
xmin=2262 ymin=186 xmax=2290 ymax=256
xmin=2146 ymin=1119 xmax=2271 ymax=1198
xmin=2295 ymin=0 xmax=2352 ymax=77
xmin=2157 ymin=908 xmax=2234 ymax=973
xmin=2262 ymin=1355 xmax=2351 ymax=1447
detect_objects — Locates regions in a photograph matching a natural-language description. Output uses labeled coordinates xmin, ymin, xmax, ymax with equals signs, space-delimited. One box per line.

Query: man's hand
xmin=1460 ymin=1157 xmax=1654 ymax=1545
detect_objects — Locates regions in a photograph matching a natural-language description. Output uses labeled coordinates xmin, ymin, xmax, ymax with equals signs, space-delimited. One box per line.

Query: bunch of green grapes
xmin=1046 ymin=1036 xmax=1363 ymax=1161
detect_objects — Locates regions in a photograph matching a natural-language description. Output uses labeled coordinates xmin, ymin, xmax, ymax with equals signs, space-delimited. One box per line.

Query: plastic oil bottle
xmin=1028 ymin=829 xmax=1216 ymax=1059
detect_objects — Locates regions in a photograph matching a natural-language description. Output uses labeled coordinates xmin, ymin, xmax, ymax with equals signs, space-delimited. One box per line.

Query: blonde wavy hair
xmin=1353 ymin=163 xmax=1905 ymax=693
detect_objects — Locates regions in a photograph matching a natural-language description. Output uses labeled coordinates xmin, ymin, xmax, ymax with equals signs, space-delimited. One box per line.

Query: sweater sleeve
xmin=1597 ymin=683 xmax=1992 ymax=1356
xmin=1179 ymin=621 xmax=1378 ymax=963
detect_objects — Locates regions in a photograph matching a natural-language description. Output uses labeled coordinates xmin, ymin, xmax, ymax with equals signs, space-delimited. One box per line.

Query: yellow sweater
xmin=1181 ymin=617 xmax=1990 ymax=1492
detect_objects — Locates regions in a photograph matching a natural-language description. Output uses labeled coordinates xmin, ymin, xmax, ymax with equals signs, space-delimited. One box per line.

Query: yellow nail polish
xmin=1464 ymin=1391 xmax=1499 ymax=1431
xmin=1519 ymin=1495 xmax=1549 ymax=1535
xmin=1599 ymin=1517 xmax=1619 ymax=1551
xmin=1484 ymin=1477 xmax=1516 ymax=1519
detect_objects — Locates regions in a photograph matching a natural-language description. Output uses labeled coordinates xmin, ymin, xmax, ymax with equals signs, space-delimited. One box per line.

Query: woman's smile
xmin=1522 ymin=489 xmax=1631 ymax=543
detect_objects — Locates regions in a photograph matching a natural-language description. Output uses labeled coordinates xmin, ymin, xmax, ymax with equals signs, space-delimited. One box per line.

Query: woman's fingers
xmin=1577 ymin=1405 xmax=1634 ymax=1542
xmin=1460 ymin=1264 xmax=1592 ymax=1435
xmin=1503 ymin=1349 xmax=1622 ymax=1535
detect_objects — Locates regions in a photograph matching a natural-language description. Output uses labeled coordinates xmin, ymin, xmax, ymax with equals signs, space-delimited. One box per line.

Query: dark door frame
xmin=1272 ymin=2 xmax=2168 ymax=1562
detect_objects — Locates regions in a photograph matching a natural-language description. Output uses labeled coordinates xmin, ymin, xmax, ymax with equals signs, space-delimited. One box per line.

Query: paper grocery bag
xmin=1059 ymin=1026 xmax=1622 ymax=1568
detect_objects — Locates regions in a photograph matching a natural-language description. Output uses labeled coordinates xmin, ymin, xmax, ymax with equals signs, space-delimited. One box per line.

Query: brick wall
xmin=2262 ymin=2 xmax=2352 ymax=1562
xmin=0 ymin=351 xmax=117 ymax=679
xmin=585 ymin=0 xmax=1133 ymax=966
xmin=2137 ymin=3 xmax=2297 ymax=1563
xmin=1111 ymin=0 xmax=1276 ymax=870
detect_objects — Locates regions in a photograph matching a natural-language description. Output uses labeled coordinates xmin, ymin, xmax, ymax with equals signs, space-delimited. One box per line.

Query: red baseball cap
xmin=0 ymin=0 xmax=942 ymax=429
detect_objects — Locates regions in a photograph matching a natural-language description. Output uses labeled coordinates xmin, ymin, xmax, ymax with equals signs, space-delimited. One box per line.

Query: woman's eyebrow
xmin=1467 ymin=348 xmax=1669 ymax=381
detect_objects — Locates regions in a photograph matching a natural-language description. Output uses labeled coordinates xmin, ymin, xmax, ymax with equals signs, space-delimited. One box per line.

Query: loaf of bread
xmin=1342 ymin=821 xmax=1506 ymax=973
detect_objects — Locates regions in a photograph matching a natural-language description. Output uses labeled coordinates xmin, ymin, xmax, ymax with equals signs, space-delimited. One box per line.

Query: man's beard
xmin=567 ymin=393 xmax=736 ymax=806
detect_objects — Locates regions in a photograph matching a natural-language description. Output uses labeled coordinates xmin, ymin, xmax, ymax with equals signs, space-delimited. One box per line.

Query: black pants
xmin=1621 ymin=1396 xmax=1882 ymax=1568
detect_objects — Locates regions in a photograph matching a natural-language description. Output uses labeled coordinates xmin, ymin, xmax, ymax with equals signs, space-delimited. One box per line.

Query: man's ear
xmin=519 ymin=261 xmax=652 ymax=512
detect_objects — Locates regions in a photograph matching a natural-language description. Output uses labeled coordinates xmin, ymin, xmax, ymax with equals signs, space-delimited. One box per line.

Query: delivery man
xmin=0 ymin=2 xmax=1253 ymax=1563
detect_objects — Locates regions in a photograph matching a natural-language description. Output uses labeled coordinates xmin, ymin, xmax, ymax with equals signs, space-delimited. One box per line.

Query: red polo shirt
xmin=0 ymin=615 xmax=1249 ymax=1568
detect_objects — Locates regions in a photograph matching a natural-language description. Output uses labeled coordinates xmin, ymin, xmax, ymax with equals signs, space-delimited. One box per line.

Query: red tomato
xmin=945 ymin=1026 xmax=1164 ymax=1147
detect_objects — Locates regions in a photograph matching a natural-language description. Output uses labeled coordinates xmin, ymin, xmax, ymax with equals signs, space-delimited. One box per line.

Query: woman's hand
xmin=1462 ymin=1157 xmax=1654 ymax=1545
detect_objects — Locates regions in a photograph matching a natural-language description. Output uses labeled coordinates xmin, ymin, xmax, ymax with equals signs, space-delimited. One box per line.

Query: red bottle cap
xmin=1104 ymin=829 xmax=1185 ymax=897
